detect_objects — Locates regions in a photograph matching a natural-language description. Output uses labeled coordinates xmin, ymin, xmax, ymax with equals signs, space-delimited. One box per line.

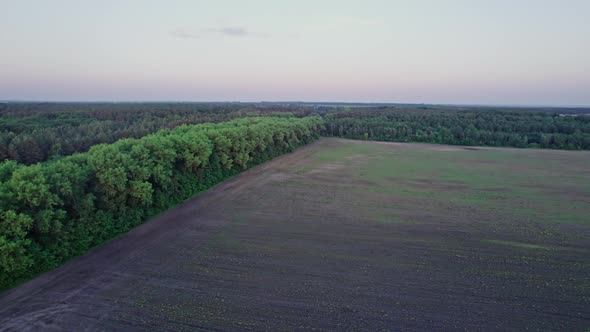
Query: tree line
xmin=2 ymin=103 xmax=590 ymax=166
xmin=0 ymin=103 xmax=316 ymax=164
xmin=322 ymin=108 xmax=590 ymax=149
xmin=0 ymin=116 xmax=323 ymax=289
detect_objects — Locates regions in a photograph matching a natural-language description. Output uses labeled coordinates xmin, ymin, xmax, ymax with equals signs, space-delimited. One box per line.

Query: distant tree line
xmin=0 ymin=116 xmax=323 ymax=289
xmin=0 ymin=103 xmax=317 ymax=164
xmin=2 ymin=103 xmax=590 ymax=166
xmin=322 ymin=108 xmax=590 ymax=150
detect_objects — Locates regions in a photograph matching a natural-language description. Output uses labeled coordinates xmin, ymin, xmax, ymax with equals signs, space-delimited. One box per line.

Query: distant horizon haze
xmin=1 ymin=0 xmax=589 ymax=106
xmin=1 ymin=99 xmax=590 ymax=109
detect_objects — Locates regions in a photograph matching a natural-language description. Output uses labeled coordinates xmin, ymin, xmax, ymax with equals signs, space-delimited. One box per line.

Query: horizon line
xmin=1 ymin=99 xmax=590 ymax=109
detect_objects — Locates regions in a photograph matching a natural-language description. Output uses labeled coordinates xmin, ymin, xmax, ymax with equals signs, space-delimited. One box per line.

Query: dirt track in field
xmin=1 ymin=138 xmax=589 ymax=331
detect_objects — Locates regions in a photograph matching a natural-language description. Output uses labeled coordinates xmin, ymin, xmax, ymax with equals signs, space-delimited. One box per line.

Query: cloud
xmin=209 ymin=27 xmax=249 ymax=37
xmin=171 ymin=26 xmax=262 ymax=39
xmin=170 ymin=28 xmax=200 ymax=39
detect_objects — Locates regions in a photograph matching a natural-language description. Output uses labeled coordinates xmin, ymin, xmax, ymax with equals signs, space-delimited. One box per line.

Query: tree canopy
xmin=0 ymin=116 xmax=323 ymax=288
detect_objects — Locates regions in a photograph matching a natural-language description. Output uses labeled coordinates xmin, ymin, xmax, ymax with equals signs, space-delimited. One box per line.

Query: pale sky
xmin=1 ymin=0 xmax=589 ymax=106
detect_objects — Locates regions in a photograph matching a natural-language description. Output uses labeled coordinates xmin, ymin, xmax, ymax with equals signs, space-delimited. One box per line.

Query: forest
xmin=0 ymin=103 xmax=315 ymax=164
xmin=2 ymin=103 xmax=590 ymax=165
xmin=0 ymin=116 xmax=323 ymax=288
xmin=322 ymin=108 xmax=590 ymax=149
xmin=1 ymin=102 xmax=590 ymax=288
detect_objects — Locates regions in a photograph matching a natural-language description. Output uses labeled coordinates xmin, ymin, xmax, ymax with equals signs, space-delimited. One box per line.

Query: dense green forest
xmin=0 ymin=116 xmax=323 ymax=288
xmin=0 ymin=103 xmax=315 ymax=164
xmin=1 ymin=103 xmax=589 ymax=165
xmin=322 ymin=108 xmax=590 ymax=149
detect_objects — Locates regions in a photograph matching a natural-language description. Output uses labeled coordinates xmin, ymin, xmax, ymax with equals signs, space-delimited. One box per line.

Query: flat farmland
xmin=1 ymin=138 xmax=589 ymax=331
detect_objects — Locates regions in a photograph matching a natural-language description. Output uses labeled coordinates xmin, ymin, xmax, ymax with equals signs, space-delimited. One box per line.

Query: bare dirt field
xmin=1 ymin=138 xmax=589 ymax=331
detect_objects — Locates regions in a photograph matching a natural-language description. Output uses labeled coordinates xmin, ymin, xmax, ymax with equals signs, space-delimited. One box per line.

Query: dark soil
xmin=1 ymin=139 xmax=589 ymax=331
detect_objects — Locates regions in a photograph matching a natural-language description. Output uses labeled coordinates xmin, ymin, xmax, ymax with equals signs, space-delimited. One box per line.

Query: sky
xmin=1 ymin=0 xmax=589 ymax=106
